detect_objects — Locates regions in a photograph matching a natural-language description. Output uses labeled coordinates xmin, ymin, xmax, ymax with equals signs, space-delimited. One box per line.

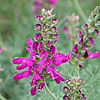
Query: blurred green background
xmin=0 ymin=0 xmax=100 ymax=100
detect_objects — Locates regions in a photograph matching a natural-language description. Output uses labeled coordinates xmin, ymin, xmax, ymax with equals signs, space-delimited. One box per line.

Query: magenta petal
xmin=72 ymin=44 xmax=78 ymax=52
xmin=12 ymin=57 xmax=23 ymax=64
xmin=30 ymin=86 xmax=36 ymax=96
xmin=30 ymin=51 xmax=36 ymax=61
xmin=78 ymin=31 xmax=83 ymax=38
xmin=27 ymin=38 xmax=33 ymax=48
xmin=26 ymin=59 xmax=34 ymax=66
xmin=33 ymin=64 xmax=43 ymax=73
xmin=16 ymin=63 xmax=27 ymax=70
xmin=44 ymin=58 xmax=52 ymax=67
xmin=63 ymin=94 xmax=69 ymax=100
xmin=50 ymin=45 xmax=56 ymax=54
xmin=38 ymin=42 xmax=42 ymax=51
xmin=84 ymin=50 xmax=100 ymax=58
xmin=39 ymin=49 xmax=48 ymax=58
xmin=13 ymin=73 xmax=23 ymax=80
xmin=25 ymin=47 xmax=31 ymax=51
xmin=77 ymin=52 xmax=80 ymax=59
xmin=53 ymin=52 xmax=70 ymax=66
xmin=35 ymin=33 xmax=41 ymax=40
xmin=54 ymin=72 xmax=65 ymax=84
xmin=32 ymin=73 xmax=41 ymax=80
xmin=32 ymin=41 xmax=38 ymax=50
xmin=38 ymin=82 xmax=45 ymax=91
xmin=47 ymin=40 xmax=51 ymax=47
xmin=13 ymin=71 xmax=29 ymax=80
xmin=88 ymin=37 xmax=94 ymax=46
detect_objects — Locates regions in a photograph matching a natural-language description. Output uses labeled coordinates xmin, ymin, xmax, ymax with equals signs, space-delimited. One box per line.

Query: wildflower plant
xmin=12 ymin=6 xmax=100 ymax=100
xmin=62 ymin=6 xmax=100 ymax=100
xmin=12 ymin=9 xmax=70 ymax=96
xmin=62 ymin=14 xmax=80 ymax=45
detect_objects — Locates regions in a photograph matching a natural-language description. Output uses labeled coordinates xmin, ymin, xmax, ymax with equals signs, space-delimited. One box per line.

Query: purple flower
xmin=52 ymin=26 xmax=57 ymax=32
xmin=83 ymin=24 xmax=88 ymax=29
xmin=72 ymin=44 xmax=78 ymax=52
xmin=35 ymin=33 xmax=41 ymax=40
xmin=13 ymin=71 xmax=30 ymax=80
xmin=32 ymin=41 xmax=38 ymax=50
xmin=95 ymin=29 xmax=99 ymax=36
xmin=52 ymin=52 xmax=71 ymax=66
xmin=46 ymin=66 xmax=65 ymax=83
xmin=63 ymin=94 xmax=69 ymax=100
xmin=77 ymin=52 xmax=80 ymax=59
xmin=88 ymin=37 xmax=94 ymax=46
xmin=33 ymin=64 xmax=43 ymax=73
xmin=46 ymin=66 xmax=55 ymax=79
xmin=47 ymin=40 xmax=51 ymax=47
xmin=79 ymin=38 xmax=83 ymax=44
xmin=82 ymin=43 xmax=86 ymax=50
xmin=30 ymin=86 xmax=36 ymax=96
xmin=50 ymin=45 xmax=56 ymax=54
xmin=27 ymin=38 xmax=33 ymax=47
xmin=12 ymin=57 xmax=33 ymax=70
xmin=39 ymin=49 xmax=48 ymax=58
xmin=26 ymin=38 xmax=33 ymax=51
xmin=35 ymin=24 xmax=41 ymax=30
xmin=38 ymin=42 xmax=42 ymax=51
xmin=36 ymin=16 xmax=43 ymax=20
xmin=30 ymin=51 xmax=36 ymax=61
xmin=84 ymin=50 xmax=100 ymax=58
xmin=53 ymin=71 xmax=65 ymax=84
xmin=82 ymin=94 xmax=86 ymax=100
xmin=44 ymin=58 xmax=52 ymax=67
xmin=38 ymin=82 xmax=45 ymax=91
xmin=32 ymin=72 xmax=41 ymax=80
xmin=63 ymin=27 xmax=67 ymax=32
xmin=52 ymin=18 xmax=58 ymax=23
xmin=78 ymin=31 xmax=83 ymax=38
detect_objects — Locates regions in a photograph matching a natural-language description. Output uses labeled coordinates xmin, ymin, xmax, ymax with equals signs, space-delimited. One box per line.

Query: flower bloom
xmin=12 ymin=9 xmax=69 ymax=96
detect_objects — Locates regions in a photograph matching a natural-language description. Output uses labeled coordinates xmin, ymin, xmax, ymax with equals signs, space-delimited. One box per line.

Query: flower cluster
xmin=33 ymin=0 xmax=57 ymax=15
xmin=12 ymin=9 xmax=71 ymax=96
xmin=62 ymin=14 xmax=80 ymax=43
xmin=63 ymin=76 xmax=86 ymax=100
xmin=69 ymin=6 xmax=100 ymax=69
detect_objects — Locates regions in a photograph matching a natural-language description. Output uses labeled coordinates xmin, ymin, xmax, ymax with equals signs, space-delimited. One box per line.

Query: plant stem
xmin=45 ymin=84 xmax=58 ymax=100
xmin=73 ymin=0 xmax=87 ymax=22
xmin=76 ymin=65 xmax=79 ymax=76
xmin=0 ymin=94 xmax=6 ymax=100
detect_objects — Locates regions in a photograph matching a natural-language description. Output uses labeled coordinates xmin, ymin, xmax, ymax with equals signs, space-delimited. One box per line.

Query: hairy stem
xmin=45 ymin=84 xmax=58 ymax=100
xmin=73 ymin=0 xmax=87 ymax=22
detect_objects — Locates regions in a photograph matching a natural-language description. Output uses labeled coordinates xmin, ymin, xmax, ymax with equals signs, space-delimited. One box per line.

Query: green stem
xmin=57 ymin=16 xmax=67 ymax=29
xmin=45 ymin=84 xmax=58 ymax=100
xmin=76 ymin=65 xmax=79 ymax=76
xmin=0 ymin=94 xmax=6 ymax=100
xmin=73 ymin=0 xmax=87 ymax=22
